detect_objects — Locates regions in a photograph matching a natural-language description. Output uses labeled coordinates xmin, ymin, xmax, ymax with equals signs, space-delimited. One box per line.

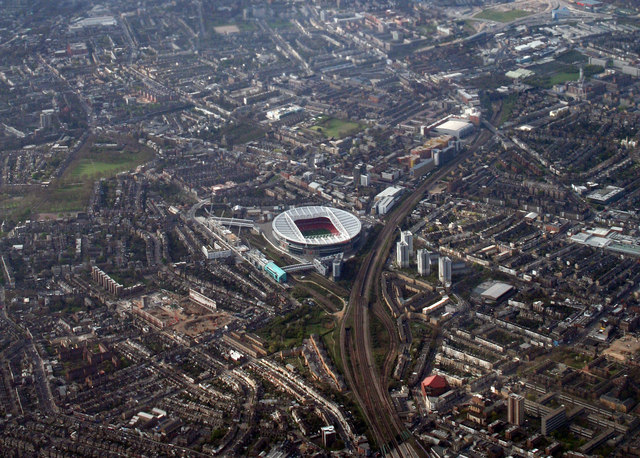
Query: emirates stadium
xmin=272 ymin=206 xmax=362 ymax=256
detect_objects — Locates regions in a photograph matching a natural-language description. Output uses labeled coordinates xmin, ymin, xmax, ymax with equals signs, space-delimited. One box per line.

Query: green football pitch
xmin=301 ymin=228 xmax=332 ymax=238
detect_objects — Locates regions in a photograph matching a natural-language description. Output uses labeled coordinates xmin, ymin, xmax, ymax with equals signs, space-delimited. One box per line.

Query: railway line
xmin=339 ymin=129 xmax=491 ymax=455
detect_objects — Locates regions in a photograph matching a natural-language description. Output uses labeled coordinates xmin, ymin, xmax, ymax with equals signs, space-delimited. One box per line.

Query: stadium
xmin=272 ymin=206 xmax=362 ymax=257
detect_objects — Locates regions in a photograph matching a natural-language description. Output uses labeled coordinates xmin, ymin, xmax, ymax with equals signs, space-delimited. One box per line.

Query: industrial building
xmin=586 ymin=186 xmax=624 ymax=204
xmin=480 ymin=282 xmax=515 ymax=303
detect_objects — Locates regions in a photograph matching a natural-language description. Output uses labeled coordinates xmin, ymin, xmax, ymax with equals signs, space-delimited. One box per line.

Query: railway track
xmin=339 ymin=130 xmax=491 ymax=455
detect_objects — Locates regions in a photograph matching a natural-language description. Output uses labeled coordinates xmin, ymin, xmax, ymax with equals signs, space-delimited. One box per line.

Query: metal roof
xmin=481 ymin=282 xmax=514 ymax=301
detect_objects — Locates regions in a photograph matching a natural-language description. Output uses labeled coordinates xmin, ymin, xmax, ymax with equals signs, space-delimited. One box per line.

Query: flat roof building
xmin=481 ymin=282 xmax=514 ymax=302
xmin=434 ymin=119 xmax=474 ymax=139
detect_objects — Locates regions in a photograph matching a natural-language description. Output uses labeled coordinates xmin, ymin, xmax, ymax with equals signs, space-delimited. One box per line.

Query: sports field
xmin=69 ymin=152 xmax=151 ymax=180
xmin=474 ymin=9 xmax=532 ymax=23
xmin=302 ymin=228 xmax=333 ymax=238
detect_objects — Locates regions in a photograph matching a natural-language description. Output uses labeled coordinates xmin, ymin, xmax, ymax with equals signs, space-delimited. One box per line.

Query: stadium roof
xmin=272 ymin=206 xmax=361 ymax=246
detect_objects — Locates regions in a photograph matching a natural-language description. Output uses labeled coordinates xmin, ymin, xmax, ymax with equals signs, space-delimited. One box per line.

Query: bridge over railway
xmin=208 ymin=216 xmax=255 ymax=228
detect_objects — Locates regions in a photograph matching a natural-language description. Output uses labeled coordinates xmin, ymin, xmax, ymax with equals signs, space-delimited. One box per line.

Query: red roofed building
xmin=421 ymin=374 xmax=449 ymax=398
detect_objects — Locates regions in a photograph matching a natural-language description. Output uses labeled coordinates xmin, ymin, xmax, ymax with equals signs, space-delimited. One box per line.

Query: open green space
xmin=51 ymin=139 xmax=153 ymax=211
xmin=474 ymin=8 xmax=532 ymax=22
xmin=44 ymin=183 xmax=92 ymax=213
xmin=370 ymin=312 xmax=391 ymax=372
xmin=310 ymin=116 xmax=365 ymax=139
xmin=415 ymin=24 xmax=437 ymax=36
xmin=294 ymin=279 xmax=345 ymax=311
xmin=555 ymin=49 xmax=588 ymax=65
xmin=0 ymin=135 xmax=154 ymax=221
xmin=499 ymin=93 xmax=518 ymax=126
xmin=257 ymin=304 xmax=336 ymax=353
xmin=525 ymin=62 xmax=603 ymax=89
xmin=69 ymin=151 xmax=152 ymax=180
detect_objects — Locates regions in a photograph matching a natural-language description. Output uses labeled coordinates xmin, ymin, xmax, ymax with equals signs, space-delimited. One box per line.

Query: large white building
xmin=374 ymin=186 xmax=404 ymax=215
xmin=266 ymin=105 xmax=303 ymax=121
xmin=417 ymin=249 xmax=431 ymax=276
xmin=434 ymin=119 xmax=474 ymax=139
xmin=396 ymin=241 xmax=409 ymax=268
xmin=439 ymin=256 xmax=452 ymax=286
xmin=202 ymin=243 xmax=233 ymax=260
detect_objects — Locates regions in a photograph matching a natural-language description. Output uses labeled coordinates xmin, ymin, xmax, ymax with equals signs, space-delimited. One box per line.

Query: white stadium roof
xmin=272 ymin=206 xmax=361 ymax=246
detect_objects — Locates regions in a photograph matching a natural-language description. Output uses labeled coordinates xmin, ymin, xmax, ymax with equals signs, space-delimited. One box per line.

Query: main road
xmin=339 ymin=130 xmax=491 ymax=455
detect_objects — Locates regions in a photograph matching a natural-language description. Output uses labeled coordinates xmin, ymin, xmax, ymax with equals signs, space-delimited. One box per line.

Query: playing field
xmin=302 ymin=228 xmax=333 ymax=238
xmin=310 ymin=116 xmax=364 ymax=139
xmin=474 ymin=9 xmax=532 ymax=23
xmin=69 ymin=153 xmax=151 ymax=180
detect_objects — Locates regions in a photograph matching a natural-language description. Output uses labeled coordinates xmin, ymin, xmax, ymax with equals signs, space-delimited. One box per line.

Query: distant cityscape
xmin=0 ymin=0 xmax=639 ymax=456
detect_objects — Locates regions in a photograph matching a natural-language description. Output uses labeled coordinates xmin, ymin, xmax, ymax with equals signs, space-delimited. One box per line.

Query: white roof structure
xmin=272 ymin=206 xmax=361 ymax=246
xmin=481 ymin=282 xmax=514 ymax=301
xmin=437 ymin=119 xmax=471 ymax=131
xmin=374 ymin=185 xmax=404 ymax=202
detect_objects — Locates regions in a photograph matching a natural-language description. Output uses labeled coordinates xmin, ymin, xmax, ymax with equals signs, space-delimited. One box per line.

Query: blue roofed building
xmin=264 ymin=262 xmax=287 ymax=283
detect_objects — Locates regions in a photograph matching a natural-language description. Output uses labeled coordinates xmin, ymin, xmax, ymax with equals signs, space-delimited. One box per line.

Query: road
xmin=339 ymin=130 xmax=491 ymax=455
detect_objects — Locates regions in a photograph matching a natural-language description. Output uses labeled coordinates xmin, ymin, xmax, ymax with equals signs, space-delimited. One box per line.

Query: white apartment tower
xmin=396 ymin=241 xmax=409 ymax=268
xmin=417 ymin=249 xmax=431 ymax=276
xmin=439 ymin=256 xmax=452 ymax=286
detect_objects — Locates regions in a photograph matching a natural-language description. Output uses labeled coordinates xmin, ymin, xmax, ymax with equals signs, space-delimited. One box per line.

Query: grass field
xmin=69 ymin=151 xmax=152 ymax=180
xmin=549 ymin=71 xmax=579 ymax=85
xmin=301 ymin=228 xmax=332 ymax=238
xmin=525 ymin=61 xmax=603 ymax=89
xmin=310 ymin=116 xmax=364 ymax=139
xmin=474 ymin=8 xmax=532 ymax=22
xmin=51 ymin=141 xmax=153 ymax=211
xmin=0 ymin=135 xmax=154 ymax=221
